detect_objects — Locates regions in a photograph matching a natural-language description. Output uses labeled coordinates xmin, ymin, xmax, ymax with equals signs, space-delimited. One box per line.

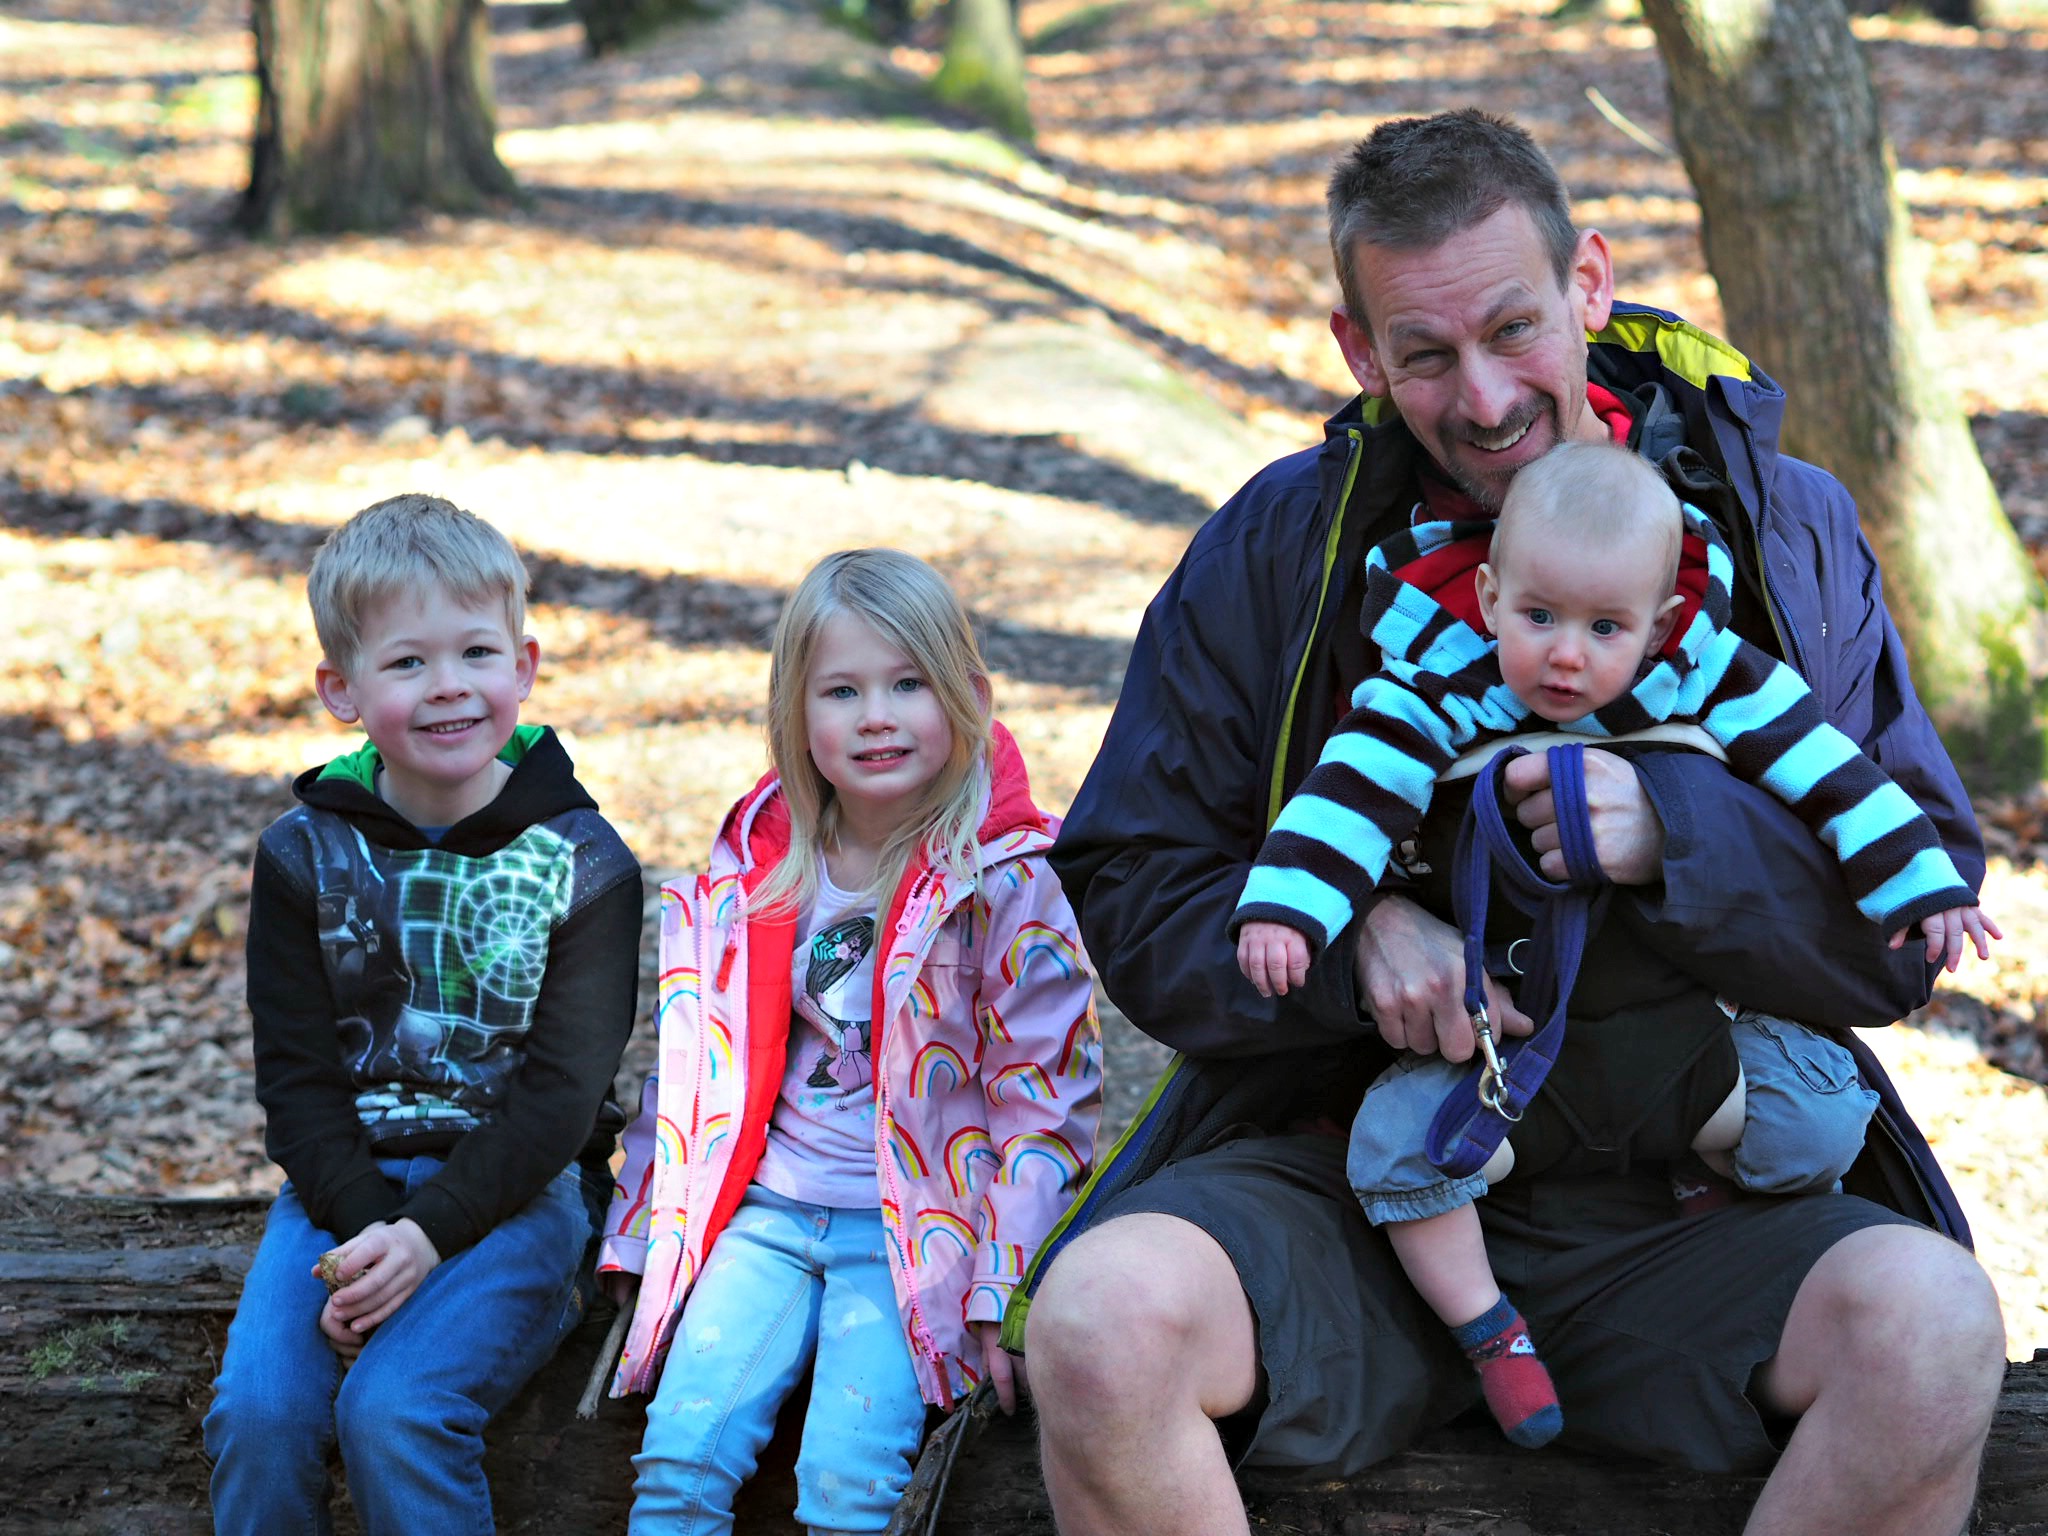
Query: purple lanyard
xmin=1424 ymin=743 xmax=1611 ymax=1178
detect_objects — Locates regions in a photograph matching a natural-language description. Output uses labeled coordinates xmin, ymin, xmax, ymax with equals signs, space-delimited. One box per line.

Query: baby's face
xmin=1477 ymin=533 xmax=1678 ymax=723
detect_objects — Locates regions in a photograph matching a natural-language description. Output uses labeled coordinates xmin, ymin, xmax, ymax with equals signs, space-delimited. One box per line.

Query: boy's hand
xmin=319 ymin=1296 xmax=367 ymax=1361
xmin=1237 ymin=921 xmax=1311 ymax=998
xmin=1891 ymin=905 xmax=2003 ymax=973
xmin=971 ymin=1320 xmax=1025 ymax=1415
xmin=314 ymin=1218 xmax=442 ymax=1339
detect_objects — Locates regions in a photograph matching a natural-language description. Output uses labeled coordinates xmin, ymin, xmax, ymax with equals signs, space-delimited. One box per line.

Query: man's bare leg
xmin=1029 ymin=1213 xmax=1259 ymax=1536
xmin=1747 ymin=1224 xmax=2005 ymax=1536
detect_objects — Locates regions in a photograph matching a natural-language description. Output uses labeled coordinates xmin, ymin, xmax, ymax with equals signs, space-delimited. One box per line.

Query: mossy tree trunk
xmin=239 ymin=0 xmax=517 ymax=236
xmin=1639 ymin=0 xmax=2047 ymax=793
xmin=932 ymin=0 xmax=1033 ymax=142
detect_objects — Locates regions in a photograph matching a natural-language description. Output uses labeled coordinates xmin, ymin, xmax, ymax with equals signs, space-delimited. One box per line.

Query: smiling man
xmin=1024 ymin=111 xmax=2004 ymax=1536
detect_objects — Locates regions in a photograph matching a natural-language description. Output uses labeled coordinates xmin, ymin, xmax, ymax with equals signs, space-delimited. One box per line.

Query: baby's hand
xmin=1890 ymin=905 xmax=2003 ymax=973
xmin=1237 ymin=921 xmax=1311 ymax=998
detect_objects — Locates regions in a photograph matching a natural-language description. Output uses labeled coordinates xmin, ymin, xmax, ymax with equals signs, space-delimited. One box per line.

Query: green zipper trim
xmin=1000 ymin=1050 xmax=1189 ymax=1353
xmin=1267 ymin=430 xmax=1363 ymax=828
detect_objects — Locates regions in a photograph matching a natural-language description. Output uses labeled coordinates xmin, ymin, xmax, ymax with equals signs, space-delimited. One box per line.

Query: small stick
xmin=1584 ymin=85 xmax=1674 ymax=159
xmin=576 ymin=1279 xmax=638 ymax=1420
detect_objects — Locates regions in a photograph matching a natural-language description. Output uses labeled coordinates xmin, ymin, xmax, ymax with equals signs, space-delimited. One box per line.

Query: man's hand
xmin=1354 ymin=894 xmax=1532 ymax=1061
xmin=1501 ymin=748 xmax=1666 ymax=885
xmin=1893 ymin=904 xmax=2003 ymax=973
xmin=971 ymin=1320 xmax=1025 ymax=1414
xmin=315 ymin=1218 xmax=441 ymax=1341
xmin=1237 ymin=921 xmax=1312 ymax=998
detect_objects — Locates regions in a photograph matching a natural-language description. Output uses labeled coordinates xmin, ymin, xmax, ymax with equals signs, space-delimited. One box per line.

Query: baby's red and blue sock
xmin=1451 ymin=1294 xmax=1562 ymax=1449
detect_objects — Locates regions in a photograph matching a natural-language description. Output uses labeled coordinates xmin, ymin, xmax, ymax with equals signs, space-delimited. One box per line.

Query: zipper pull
xmin=714 ymin=930 xmax=739 ymax=992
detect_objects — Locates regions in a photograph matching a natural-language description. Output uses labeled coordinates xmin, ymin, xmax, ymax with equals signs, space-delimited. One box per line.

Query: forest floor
xmin=2 ymin=0 xmax=2046 ymax=1355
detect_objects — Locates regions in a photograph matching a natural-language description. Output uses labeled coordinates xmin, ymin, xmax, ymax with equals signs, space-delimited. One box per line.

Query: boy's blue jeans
xmin=1348 ymin=1011 xmax=1882 ymax=1223
xmin=630 ymin=1186 xmax=926 ymax=1536
xmin=203 ymin=1155 xmax=600 ymax=1536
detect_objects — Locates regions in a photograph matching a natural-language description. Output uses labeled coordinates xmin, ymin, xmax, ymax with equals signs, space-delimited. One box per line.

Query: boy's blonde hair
xmin=1492 ymin=441 xmax=1683 ymax=595
xmin=755 ymin=548 xmax=993 ymax=918
xmin=307 ymin=494 xmax=530 ymax=673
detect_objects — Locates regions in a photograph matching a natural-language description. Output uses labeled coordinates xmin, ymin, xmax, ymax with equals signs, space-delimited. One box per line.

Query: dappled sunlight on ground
xmin=2 ymin=0 xmax=2046 ymax=1359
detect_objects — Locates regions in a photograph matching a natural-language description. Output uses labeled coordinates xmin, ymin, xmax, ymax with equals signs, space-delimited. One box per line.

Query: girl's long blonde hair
xmin=752 ymin=548 xmax=993 ymax=919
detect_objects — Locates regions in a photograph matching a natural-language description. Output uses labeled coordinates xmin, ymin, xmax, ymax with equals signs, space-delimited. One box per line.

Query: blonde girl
xmin=598 ymin=548 xmax=1102 ymax=1535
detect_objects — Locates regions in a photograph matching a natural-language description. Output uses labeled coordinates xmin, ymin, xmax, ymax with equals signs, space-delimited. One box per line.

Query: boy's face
xmin=315 ymin=582 xmax=538 ymax=826
xmin=1476 ymin=529 xmax=1681 ymax=723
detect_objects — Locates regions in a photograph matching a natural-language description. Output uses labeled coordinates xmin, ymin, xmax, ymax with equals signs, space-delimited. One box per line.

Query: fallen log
xmin=2 ymin=1193 xmax=2043 ymax=1535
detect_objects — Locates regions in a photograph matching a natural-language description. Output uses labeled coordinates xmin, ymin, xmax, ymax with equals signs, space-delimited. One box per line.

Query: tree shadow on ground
xmin=0 ymin=474 xmax=1134 ymax=700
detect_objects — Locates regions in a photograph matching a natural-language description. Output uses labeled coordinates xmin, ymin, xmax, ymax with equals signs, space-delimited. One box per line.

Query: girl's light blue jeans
xmin=202 ymin=1155 xmax=600 ymax=1536
xmin=630 ymin=1186 xmax=927 ymax=1536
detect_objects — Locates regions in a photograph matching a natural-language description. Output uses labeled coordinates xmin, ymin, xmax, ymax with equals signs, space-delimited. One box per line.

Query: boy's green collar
xmin=316 ymin=722 xmax=545 ymax=791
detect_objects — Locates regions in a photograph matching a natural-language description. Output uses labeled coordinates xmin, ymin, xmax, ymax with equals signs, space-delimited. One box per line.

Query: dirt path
xmin=1 ymin=0 xmax=2044 ymax=1357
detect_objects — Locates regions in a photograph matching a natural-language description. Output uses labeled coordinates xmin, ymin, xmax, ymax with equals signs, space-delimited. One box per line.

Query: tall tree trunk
xmin=240 ymin=0 xmax=517 ymax=236
xmin=1638 ymin=0 xmax=2047 ymax=793
xmin=932 ymin=0 xmax=1033 ymax=142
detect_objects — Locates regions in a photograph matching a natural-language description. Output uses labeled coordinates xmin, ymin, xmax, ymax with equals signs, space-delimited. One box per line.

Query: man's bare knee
xmin=1766 ymin=1225 xmax=2006 ymax=1440
xmin=1029 ymin=1212 xmax=1258 ymax=1421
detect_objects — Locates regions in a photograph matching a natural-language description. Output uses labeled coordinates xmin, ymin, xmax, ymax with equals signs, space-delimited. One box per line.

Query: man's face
xmin=1331 ymin=204 xmax=1614 ymax=511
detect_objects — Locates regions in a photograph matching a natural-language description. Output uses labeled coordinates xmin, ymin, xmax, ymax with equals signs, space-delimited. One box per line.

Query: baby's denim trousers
xmin=1347 ymin=1011 xmax=1881 ymax=1223
xmin=630 ymin=1186 xmax=927 ymax=1536
xmin=203 ymin=1154 xmax=599 ymax=1536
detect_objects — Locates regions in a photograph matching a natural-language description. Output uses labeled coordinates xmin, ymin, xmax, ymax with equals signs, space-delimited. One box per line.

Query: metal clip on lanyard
xmin=1423 ymin=742 xmax=1612 ymax=1179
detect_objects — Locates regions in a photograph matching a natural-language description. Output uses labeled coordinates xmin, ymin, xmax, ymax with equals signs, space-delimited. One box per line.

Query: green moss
xmin=1937 ymin=624 xmax=2048 ymax=798
xmin=28 ymin=1317 xmax=136 ymax=1382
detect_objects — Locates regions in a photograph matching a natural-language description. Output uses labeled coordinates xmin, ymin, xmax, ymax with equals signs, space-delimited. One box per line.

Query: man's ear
xmin=314 ymin=660 xmax=359 ymax=725
xmin=515 ymin=636 xmax=540 ymax=702
xmin=1475 ymin=564 xmax=1502 ymax=637
xmin=1330 ymin=305 xmax=1388 ymax=398
xmin=1648 ymin=592 xmax=1686 ymax=654
xmin=1570 ymin=228 xmax=1615 ymax=336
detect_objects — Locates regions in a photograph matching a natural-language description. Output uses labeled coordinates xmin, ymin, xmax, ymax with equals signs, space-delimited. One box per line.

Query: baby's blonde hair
xmin=307 ymin=494 xmax=530 ymax=674
xmin=754 ymin=549 xmax=993 ymax=918
xmin=1492 ymin=441 xmax=1683 ymax=595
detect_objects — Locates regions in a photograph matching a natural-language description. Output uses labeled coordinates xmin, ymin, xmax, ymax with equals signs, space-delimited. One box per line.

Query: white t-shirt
xmin=751 ymin=859 xmax=882 ymax=1209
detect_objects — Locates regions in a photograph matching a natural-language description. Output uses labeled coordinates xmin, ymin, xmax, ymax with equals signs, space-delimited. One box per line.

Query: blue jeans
xmin=1348 ymin=1013 xmax=1879 ymax=1222
xmin=203 ymin=1155 xmax=600 ymax=1536
xmin=631 ymin=1187 xmax=926 ymax=1536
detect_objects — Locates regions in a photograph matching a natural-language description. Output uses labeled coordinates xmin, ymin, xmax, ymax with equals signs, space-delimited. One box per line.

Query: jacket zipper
xmin=874 ymin=877 xmax=947 ymax=1376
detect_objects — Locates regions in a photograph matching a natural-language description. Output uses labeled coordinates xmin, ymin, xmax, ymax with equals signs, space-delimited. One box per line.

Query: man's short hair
xmin=307 ymin=493 xmax=529 ymax=673
xmin=1326 ymin=109 xmax=1578 ymax=333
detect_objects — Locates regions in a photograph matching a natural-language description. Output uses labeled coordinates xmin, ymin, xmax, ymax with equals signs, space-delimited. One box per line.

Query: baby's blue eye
xmin=1526 ymin=608 xmax=1553 ymax=626
xmin=1592 ymin=619 xmax=1620 ymax=637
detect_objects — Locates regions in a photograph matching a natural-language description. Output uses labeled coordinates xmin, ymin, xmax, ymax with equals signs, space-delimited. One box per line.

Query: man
xmin=1018 ymin=110 xmax=2005 ymax=1535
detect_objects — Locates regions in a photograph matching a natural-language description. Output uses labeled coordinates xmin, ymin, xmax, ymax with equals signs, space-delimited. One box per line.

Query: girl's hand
xmin=1890 ymin=905 xmax=2003 ymax=972
xmin=600 ymin=1269 xmax=639 ymax=1308
xmin=971 ymin=1321 xmax=1025 ymax=1415
xmin=316 ymin=1218 xmax=442 ymax=1336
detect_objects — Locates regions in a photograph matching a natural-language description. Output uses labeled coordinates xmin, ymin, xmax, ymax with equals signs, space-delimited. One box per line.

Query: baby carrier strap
xmin=1424 ymin=743 xmax=1612 ymax=1178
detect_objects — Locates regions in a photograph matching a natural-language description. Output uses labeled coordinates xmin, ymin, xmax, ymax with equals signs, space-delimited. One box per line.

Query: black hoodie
xmin=244 ymin=725 xmax=642 ymax=1259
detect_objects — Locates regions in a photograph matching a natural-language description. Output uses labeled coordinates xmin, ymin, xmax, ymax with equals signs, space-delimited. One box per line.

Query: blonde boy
xmin=202 ymin=494 xmax=643 ymax=1535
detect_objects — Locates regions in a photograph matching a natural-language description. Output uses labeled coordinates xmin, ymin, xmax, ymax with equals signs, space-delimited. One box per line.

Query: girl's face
xmin=804 ymin=611 xmax=955 ymax=840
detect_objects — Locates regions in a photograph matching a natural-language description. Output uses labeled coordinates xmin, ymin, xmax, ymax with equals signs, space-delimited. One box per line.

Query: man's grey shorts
xmin=1091 ymin=1128 xmax=1914 ymax=1478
